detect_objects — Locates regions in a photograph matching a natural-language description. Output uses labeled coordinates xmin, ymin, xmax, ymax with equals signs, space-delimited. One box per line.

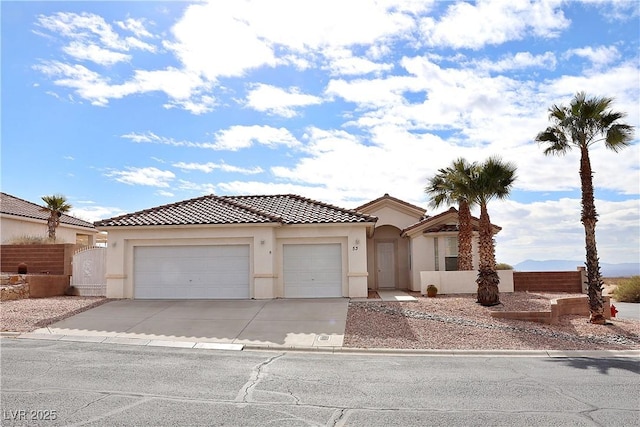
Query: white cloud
xmin=106 ymin=167 xmax=175 ymax=187
xmin=474 ymin=51 xmax=557 ymax=72
xmin=62 ymin=42 xmax=131 ymax=66
xmin=245 ymin=84 xmax=323 ymax=117
xmin=33 ymin=61 xmax=113 ymax=106
xmin=212 ymin=125 xmax=301 ymax=151
xmin=541 ymin=62 xmax=640 ymax=130
xmin=564 ymin=45 xmax=620 ymax=69
xmin=325 ymin=75 xmax=420 ymax=109
xmin=173 ymin=161 xmax=264 ymax=175
xmin=123 ymin=126 xmax=302 ymax=152
xmin=132 ymin=68 xmax=209 ymax=100
xmin=121 ymin=132 xmax=218 ymax=149
xmin=70 ymin=206 xmax=126 ymax=223
xmin=581 ymin=0 xmax=640 ymax=22
xmin=323 ymin=47 xmax=394 ymax=76
xmin=420 ymin=0 xmax=569 ymax=49
xmin=163 ymin=2 xmax=276 ymax=81
xmin=36 ymin=12 xmax=156 ymax=62
xmin=114 ymin=18 xmax=154 ymax=38
xmin=122 ymin=125 xmax=305 ymax=153
xmin=176 ymin=180 xmax=217 ymax=195
xmin=492 ymin=198 xmax=640 ymax=265
xmin=35 ymin=61 xmax=215 ymax=109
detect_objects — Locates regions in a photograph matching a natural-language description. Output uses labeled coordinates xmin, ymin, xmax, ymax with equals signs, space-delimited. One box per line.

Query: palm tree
xmin=41 ymin=194 xmax=72 ymax=241
xmin=472 ymin=157 xmax=517 ymax=306
xmin=425 ymin=158 xmax=477 ymax=271
xmin=535 ymin=92 xmax=634 ymax=324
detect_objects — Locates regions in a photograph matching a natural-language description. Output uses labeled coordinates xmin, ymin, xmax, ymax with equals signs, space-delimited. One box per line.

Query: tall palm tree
xmin=472 ymin=157 xmax=517 ymax=306
xmin=535 ymin=92 xmax=634 ymax=324
xmin=41 ymin=194 xmax=72 ymax=241
xmin=426 ymin=158 xmax=477 ymax=271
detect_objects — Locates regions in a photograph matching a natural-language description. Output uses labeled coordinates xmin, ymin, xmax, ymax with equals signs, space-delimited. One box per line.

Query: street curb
xmin=241 ymin=345 xmax=640 ymax=358
xmin=3 ymin=333 xmax=640 ymax=358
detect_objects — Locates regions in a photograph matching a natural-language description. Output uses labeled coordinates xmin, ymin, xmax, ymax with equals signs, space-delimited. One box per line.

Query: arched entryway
xmin=366 ymin=225 xmax=410 ymax=290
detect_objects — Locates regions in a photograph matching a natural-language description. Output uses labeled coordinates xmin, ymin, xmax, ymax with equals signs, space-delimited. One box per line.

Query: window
xmin=445 ymin=237 xmax=458 ymax=271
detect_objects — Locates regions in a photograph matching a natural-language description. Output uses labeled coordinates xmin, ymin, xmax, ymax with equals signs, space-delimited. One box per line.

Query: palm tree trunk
xmin=457 ymin=200 xmax=473 ymax=270
xmin=47 ymin=213 xmax=57 ymax=240
xmin=476 ymin=202 xmax=500 ymax=306
xmin=580 ymin=145 xmax=605 ymax=324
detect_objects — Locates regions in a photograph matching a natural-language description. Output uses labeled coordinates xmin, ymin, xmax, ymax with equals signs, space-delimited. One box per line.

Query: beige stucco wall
xmin=102 ymin=222 xmax=370 ymax=299
xmin=0 ymin=215 xmax=96 ymax=245
xmin=420 ymin=270 xmax=514 ymax=294
xmin=365 ymin=205 xmax=421 ymax=229
xmin=407 ymin=233 xmax=481 ymax=291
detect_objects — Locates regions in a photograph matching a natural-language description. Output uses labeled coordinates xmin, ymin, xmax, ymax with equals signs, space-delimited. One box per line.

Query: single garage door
xmin=283 ymin=244 xmax=342 ymax=298
xmin=134 ymin=245 xmax=250 ymax=299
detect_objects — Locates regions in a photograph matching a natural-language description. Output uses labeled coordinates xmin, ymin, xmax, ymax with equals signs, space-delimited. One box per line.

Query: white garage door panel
xmin=283 ymin=244 xmax=342 ymax=298
xmin=134 ymin=245 xmax=249 ymax=299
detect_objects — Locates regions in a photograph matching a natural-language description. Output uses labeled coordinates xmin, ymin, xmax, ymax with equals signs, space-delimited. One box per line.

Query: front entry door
xmin=376 ymin=242 xmax=396 ymax=289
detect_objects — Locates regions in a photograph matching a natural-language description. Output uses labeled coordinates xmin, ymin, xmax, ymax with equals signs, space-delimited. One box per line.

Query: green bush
xmin=496 ymin=263 xmax=513 ymax=270
xmin=612 ymin=276 xmax=640 ymax=303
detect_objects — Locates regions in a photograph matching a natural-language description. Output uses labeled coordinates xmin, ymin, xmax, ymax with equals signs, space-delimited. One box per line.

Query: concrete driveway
xmin=30 ymin=299 xmax=349 ymax=349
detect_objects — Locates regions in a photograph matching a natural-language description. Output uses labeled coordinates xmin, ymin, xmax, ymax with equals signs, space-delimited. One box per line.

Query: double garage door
xmin=134 ymin=245 xmax=250 ymax=299
xmin=134 ymin=243 xmax=343 ymax=299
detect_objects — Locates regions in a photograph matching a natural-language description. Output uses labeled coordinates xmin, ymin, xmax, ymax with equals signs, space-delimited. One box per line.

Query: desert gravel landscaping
xmin=345 ymin=292 xmax=640 ymax=351
xmin=1 ymin=292 xmax=638 ymax=350
xmin=1 ymin=296 xmax=109 ymax=332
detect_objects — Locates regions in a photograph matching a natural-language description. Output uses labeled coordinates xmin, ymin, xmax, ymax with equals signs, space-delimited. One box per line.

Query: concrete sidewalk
xmin=20 ymin=299 xmax=349 ymax=350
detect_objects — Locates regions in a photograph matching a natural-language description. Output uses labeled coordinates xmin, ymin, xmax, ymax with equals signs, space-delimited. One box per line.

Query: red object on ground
xmin=610 ymin=304 xmax=618 ymax=318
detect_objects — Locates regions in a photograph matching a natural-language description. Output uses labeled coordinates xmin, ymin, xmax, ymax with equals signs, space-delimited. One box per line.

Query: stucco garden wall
xmin=1 ymin=244 xmax=76 ymax=275
xmin=420 ymin=270 xmax=515 ymax=294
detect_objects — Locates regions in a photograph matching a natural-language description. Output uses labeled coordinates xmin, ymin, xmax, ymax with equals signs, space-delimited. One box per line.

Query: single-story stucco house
xmin=0 ymin=192 xmax=98 ymax=245
xmin=95 ymin=193 xmax=501 ymax=299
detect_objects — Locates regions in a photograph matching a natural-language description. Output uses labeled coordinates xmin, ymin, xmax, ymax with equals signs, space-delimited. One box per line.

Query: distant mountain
xmin=513 ymin=260 xmax=640 ymax=278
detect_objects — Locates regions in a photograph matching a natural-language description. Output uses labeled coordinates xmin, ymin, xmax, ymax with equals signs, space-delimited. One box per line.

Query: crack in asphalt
xmin=235 ymin=353 xmax=284 ymax=403
xmin=5 ymin=387 xmax=629 ymax=426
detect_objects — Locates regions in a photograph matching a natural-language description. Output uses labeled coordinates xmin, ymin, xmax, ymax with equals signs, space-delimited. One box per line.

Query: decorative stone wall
xmin=0 ymin=274 xmax=30 ymax=301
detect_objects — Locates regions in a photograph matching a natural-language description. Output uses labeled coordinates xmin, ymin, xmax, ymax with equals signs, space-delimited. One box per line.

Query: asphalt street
xmin=1 ymin=338 xmax=638 ymax=426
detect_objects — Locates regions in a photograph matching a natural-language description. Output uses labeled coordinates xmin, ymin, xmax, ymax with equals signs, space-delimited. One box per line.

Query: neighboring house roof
xmin=0 ymin=192 xmax=95 ymax=230
xmin=94 ymin=194 xmax=377 ymax=227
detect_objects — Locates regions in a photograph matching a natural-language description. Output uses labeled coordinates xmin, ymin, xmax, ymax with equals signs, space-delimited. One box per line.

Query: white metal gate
xmin=71 ymin=246 xmax=107 ymax=296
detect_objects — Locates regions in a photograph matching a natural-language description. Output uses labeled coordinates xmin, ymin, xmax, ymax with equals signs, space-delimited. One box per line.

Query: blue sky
xmin=2 ymin=0 xmax=638 ymax=265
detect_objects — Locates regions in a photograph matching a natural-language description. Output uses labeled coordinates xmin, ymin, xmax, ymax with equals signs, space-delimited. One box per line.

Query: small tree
xmin=535 ymin=92 xmax=634 ymax=324
xmin=472 ymin=157 xmax=517 ymax=306
xmin=426 ymin=158 xmax=477 ymax=271
xmin=41 ymin=194 xmax=72 ymax=241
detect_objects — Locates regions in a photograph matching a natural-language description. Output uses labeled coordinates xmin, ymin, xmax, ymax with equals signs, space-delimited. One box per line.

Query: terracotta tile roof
xmin=401 ymin=207 xmax=458 ymax=235
xmin=355 ymin=193 xmax=426 ymax=214
xmin=94 ymin=194 xmax=377 ymax=227
xmin=401 ymin=206 xmax=501 ymax=235
xmin=0 ymin=192 xmax=95 ymax=229
xmin=423 ymin=224 xmax=479 ymax=233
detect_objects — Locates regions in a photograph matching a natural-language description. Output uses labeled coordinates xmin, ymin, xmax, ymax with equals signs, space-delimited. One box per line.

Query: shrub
xmin=5 ymin=235 xmax=54 ymax=245
xmin=496 ymin=263 xmax=513 ymax=270
xmin=612 ymin=276 xmax=640 ymax=303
